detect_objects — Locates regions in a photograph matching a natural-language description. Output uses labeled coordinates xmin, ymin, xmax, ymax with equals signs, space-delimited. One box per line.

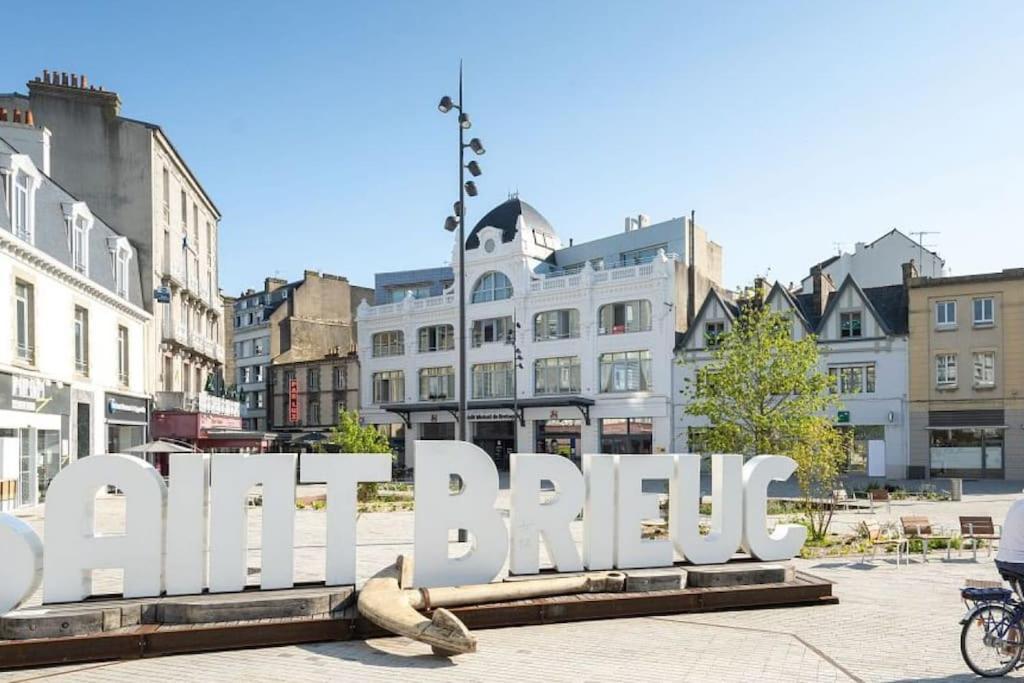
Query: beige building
xmin=908 ymin=268 xmax=1024 ymax=479
xmin=224 ymin=271 xmax=371 ymax=432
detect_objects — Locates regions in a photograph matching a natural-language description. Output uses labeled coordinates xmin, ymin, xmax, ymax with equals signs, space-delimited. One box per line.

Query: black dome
xmin=465 ymin=198 xmax=556 ymax=249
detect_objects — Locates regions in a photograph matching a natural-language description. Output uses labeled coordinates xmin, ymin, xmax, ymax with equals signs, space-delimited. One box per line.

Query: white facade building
xmin=799 ymin=229 xmax=945 ymax=294
xmin=676 ymin=267 xmax=913 ymax=479
xmin=0 ymin=114 xmax=151 ymax=509
xmin=358 ymin=198 xmax=722 ymax=468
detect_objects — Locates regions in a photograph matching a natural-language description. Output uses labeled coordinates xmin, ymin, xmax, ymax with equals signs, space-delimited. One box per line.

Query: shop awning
xmin=380 ymin=396 xmax=595 ymax=428
xmin=925 ymin=425 xmax=1008 ymax=430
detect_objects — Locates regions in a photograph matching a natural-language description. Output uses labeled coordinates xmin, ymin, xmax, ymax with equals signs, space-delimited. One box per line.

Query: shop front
xmin=0 ymin=372 xmax=71 ymax=508
xmin=599 ymin=417 xmax=653 ymax=454
xmin=105 ymin=392 xmax=149 ymax=454
xmin=470 ymin=412 xmax=517 ymax=469
xmin=535 ymin=418 xmax=582 ymax=462
xmin=927 ymin=410 xmax=1006 ymax=479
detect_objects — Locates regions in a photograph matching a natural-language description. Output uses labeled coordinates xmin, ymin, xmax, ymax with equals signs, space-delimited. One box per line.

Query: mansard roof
xmin=465 ymin=198 xmax=557 ymax=250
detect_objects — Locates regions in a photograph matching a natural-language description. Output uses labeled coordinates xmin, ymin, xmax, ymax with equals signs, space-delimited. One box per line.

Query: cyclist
xmin=996 ymin=495 xmax=1024 ymax=588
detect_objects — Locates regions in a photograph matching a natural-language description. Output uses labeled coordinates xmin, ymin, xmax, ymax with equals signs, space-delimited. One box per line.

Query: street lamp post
xmin=439 ymin=61 xmax=485 ymax=443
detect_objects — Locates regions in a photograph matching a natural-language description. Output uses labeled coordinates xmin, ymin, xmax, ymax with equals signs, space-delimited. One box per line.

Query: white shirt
xmin=997 ymin=498 xmax=1024 ymax=563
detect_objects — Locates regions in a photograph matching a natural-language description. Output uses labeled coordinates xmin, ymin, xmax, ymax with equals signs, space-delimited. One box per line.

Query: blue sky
xmin=4 ymin=2 xmax=1022 ymax=294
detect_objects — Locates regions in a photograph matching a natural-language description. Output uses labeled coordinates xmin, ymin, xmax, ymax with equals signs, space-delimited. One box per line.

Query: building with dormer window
xmin=357 ymin=197 xmax=723 ymax=468
xmin=676 ymin=262 xmax=915 ymax=479
xmin=0 ymin=110 xmax=151 ymax=509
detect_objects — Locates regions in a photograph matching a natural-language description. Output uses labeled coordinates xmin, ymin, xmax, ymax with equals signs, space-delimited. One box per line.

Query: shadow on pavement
xmin=297 ymin=639 xmax=459 ymax=670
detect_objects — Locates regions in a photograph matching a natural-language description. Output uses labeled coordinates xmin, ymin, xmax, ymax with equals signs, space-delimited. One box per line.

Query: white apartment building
xmin=0 ymin=72 xmax=225 ymax=401
xmin=231 ymin=285 xmax=284 ymax=430
xmin=0 ymin=113 xmax=151 ymax=509
xmin=676 ymin=265 xmax=914 ymax=479
xmin=358 ymin=198 xmax=722 ymax=468
xmin=799 ymin=229 xmax=945 ymax=293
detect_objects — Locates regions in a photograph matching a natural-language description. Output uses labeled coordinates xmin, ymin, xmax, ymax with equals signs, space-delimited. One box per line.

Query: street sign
xmin=154 ymin=286 xmax=171 ymax=304
xmin=837 ymin=410 xmax=850 ymax=424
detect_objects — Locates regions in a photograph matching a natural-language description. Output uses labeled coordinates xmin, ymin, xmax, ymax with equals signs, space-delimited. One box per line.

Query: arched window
xmin=471 ymin=271 xmax=513 ymax=303
xmin=372 ymin=330 xmax=404 ymax=357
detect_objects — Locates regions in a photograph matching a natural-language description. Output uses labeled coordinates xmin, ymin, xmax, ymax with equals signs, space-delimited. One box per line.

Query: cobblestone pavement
xmin=2 ymin=484 xmax=1020 ymax=681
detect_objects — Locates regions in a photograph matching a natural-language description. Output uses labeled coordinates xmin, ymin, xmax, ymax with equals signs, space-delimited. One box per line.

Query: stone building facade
xmin=908 ymin=268 xmax=1024 ymax=479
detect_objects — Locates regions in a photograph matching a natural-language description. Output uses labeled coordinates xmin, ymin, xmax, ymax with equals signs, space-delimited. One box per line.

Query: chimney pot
xmin=12 ymin=109 xmax=21 ymax=124
xmin=71 ymin=74 xmax=79 ymax=88
xmin=80 ymin=74 xmax=88 ymax=89
xmin=61 ymin=72 xmax=69 ymax=86
xmin=0 ymin=108 xmax=6 ymax=122
xmin=42 ymin=69 xmax=50 ymax=83
xmin=25 ymin=111 xmax=33 ymax=126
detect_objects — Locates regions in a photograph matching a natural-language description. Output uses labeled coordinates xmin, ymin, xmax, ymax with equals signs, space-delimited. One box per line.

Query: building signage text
xmin=0 ymin=442 xmax=804 ymax=614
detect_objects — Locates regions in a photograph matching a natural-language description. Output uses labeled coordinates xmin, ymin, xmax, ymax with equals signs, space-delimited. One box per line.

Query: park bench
xmin=860 ymin=521 xmax=908 ymax=566
xmin=959 ymin=516 xmax=1001 ymax=561
xmin=853 ymin=488 xmax=891 ymax=514
xmin=900 ymin=515 xmax=953 ymax=562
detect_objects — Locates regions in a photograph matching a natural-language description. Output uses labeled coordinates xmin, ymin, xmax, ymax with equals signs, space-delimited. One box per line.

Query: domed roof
xmin=465 ymin=198 xmax=556 ymax=249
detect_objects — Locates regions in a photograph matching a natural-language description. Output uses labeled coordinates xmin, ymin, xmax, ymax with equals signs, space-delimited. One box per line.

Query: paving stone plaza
xmin=2 ymin=482 xmax=1021 ymax=682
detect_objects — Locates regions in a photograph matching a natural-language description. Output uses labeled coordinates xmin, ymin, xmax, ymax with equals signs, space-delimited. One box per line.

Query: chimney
xmin=753 ymin=276 xmax=768 ymax=302
xmin=265 ymin=277 xmax=287 ymax=293
xmin=811 ymin=265 xmax=835 ymax=316
xmin=0 ymin=108 xmax=6 ymax=122
xmin=901 ymin=259 xmax=918 ymax=287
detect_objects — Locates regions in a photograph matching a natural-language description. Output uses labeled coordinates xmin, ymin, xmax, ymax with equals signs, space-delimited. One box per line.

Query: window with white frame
xmin=935 ymin=300 xmax=956 ymax=327
xmin=534 ymin=356 xmax=580 ymax=395
xmin=372 ymin=330 xmax=404 ymax=357
xmin=598 ymin=300 xmax=651 ymax=335
xmin=599 ymin=350 xmax=652 ymax=393
xmin=14 ymin=173 xmax=31 ymax=241
xmin=15 ymin=280 xmax=34 ymax=363
xmin=419 ymin=366 xmax=455 ymax=400
xmin=333 ymin=365 xmax=346 ymax=390
xmin=828 ymin=363 xmax=876 ymax=394
xmin=472 ymin=362 xmax=513 ymax=399
xmin=839 ymin=311 xmax=863 ymax=338
xmin=109 ymin=239 xmax=131 ymax=299
xmin=117 ymin=326 xmax=130 ymax=385
xmin=372 ymin=370 xmax=404 ymax=403
xmin=161 ymin=166 xmax=170 ymax=223
xmin=74 ymin=306 xmax=89 ymax=375
xmin=534 ymin=309 xmax=579 ymax=341
xmin=936 ymin=353 xmax=957 ymax=387
xmin=418 ymin=324 xmax=454 ymax=352
xmin=472 ymin=316 xmax=512 ymax=346
xmin=973 ymin=297 xmax=995 ymax=326
xmin=973 ymin=351 xmax=995 ymax=387
xmin=471 ymin=271 xmax=513 ymax=303
xmin=71 ymin=216 xmax=90 ymax=274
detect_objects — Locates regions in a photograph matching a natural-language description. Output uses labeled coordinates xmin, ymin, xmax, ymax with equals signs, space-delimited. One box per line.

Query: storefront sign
xmin=106 ymin=393 xmax=149 ymax=423
xmin=0 ymin=443 xmax=804 ymax=613
xmin=468 ymin=411 xmax=514 ymax=422
xmin=288 ymin=379 xmax=299 ymax=424
xmin=0 ymin=373 xmax=70 ymax=415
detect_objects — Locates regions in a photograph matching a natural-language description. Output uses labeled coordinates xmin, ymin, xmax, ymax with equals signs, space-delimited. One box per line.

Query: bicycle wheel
xmin=961 ymin=604 xmax=1024 ymax=677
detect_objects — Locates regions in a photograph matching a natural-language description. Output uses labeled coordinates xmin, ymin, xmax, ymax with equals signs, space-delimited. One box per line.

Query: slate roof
xmin=466 ymin=198 xmax=557 ymax=250
xmin=794 ymin=282 xmax=908 ymax=335
xmin=0 ymin=135 xmax=146 ymax=309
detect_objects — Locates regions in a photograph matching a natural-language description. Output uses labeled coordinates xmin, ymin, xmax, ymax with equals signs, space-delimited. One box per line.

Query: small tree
xmin=323 ymin=409 xmax=393 ymax=501
xmin=789 ymin=417 xmax=852 ymax=542
xmin=682 ymin=288 xmax=848 ymax=538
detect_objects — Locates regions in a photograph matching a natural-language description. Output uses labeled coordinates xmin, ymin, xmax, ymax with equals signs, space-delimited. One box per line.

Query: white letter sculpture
xmin=165 ymin=453 xmax=210 ymax=595
xmin=670 ymin=454 xmax=743 ymax=564
xmin=209 ymin=453 xmax=297 ymax=593
xmin=615 ymin=455 xmax=674 ymax=569
xmin=509 ymin=453 xmax=584 ymax=575
xmin=582 ymin=454 xmax=615 ymax=570
xmin=0 ymin=513 xmax=43 ymax=614
xmin=413 ymin=440 xmax=508 ymax=588
xmin=43 ymin=454 xmax=167 ymax=603
xmin=299 ymin=453 xmax=391 ymax=585
xmin=742 ymin=455 xmax=808 ymax=560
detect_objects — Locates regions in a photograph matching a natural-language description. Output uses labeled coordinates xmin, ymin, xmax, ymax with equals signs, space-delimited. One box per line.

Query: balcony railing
xmin=155 ymin=391 xmax=241 ymax=417
xmin=15 ymin=342 xmax=34 ymax=364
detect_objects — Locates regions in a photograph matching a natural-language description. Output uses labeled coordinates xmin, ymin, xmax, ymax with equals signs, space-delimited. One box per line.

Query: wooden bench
xmin=901 ymin=515 xmax=953 ymax=562
xmin=860 ymin=521 xmax=908 ymax=566
xmin=960 ymin=516 xmax=1001 ymax=561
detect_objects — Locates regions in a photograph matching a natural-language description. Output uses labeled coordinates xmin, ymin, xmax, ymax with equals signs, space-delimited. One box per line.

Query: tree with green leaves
xmin=681 ymin=289 xmax=848 ymax=540
xmin=322 ymin=409 xmax=393 ymax=501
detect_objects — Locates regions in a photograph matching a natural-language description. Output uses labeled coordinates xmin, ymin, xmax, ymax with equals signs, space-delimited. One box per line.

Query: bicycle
xmin=961 ymin=572 xmax=1024 ymax=677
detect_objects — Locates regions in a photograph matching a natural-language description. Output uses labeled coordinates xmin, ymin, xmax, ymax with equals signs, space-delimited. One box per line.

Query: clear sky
xmin=4 ymin=1 xmax=1022 ymax=294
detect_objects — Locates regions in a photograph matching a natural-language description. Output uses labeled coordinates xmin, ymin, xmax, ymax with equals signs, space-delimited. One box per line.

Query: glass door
xmin=37 ymin=430 xmax=61 ymax=502
xmin=18 ymin=428 xmax=32 ymax=507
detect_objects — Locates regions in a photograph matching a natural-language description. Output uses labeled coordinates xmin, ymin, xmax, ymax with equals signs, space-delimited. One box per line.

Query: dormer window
xmin=14 ymin=173 xmax=30 ymax=241
xmin=108 ymin=236 xmax=132 ymax=299
xmin=72 ymin=217 xmax=88 ymax=272
xmin=839 ymin=311 xmax=863 ymax=338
